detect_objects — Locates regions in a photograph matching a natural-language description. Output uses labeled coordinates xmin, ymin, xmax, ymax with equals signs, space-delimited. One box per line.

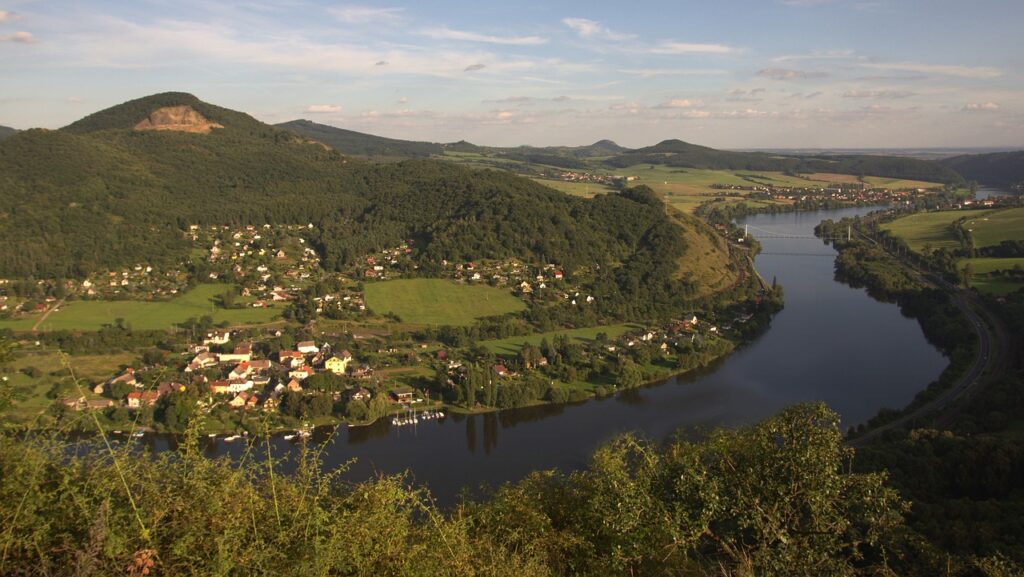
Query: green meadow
xmin=0 ymin=284 xmax=280 ymax=332
xmin=363 ymin=278 xmax=526 ymax=326
xmin=959 ymin=257 xmax=1024 ymax=295
xmin=480 ymin=323 xmax=641 ymax=355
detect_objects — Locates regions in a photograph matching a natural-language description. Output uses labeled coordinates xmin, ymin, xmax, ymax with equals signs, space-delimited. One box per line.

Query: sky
xmin=1 ymin=0 xmax=1022 ymax=149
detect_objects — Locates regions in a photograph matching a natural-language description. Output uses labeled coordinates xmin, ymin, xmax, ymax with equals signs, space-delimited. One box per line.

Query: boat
xmin=283 ymin=434 xmax=296 ymax=440
xmin=224 ymin=435 xmax=241 ymax=442
xmin=132 ymin=432 xmax=144 ymax=438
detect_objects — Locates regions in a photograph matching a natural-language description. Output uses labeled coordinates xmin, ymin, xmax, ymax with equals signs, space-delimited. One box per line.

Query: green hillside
xmin=276 ymin=119 xmax=443 ymax=158
xmin=0 ymin=93 xmax=725 ymax=319
xmin=0 ymin=125 xmax=16 ymax=141
xmin=941 ymin=150 xmax=1024 ymax=187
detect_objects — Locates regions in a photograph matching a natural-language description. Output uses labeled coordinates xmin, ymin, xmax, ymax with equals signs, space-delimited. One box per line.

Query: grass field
xmin=0 ymin=284 xmax=280 ymax=332
xmin=480 ymin=323 xmax=641 ymax=355
xmin=363 ymin=278 xmax=526 ymax=326
xmin=5 ymin=351 xmax=136 ymax=422
xmin=862 ymin=176 xmax=943 ymax=190
xmin=961 ymin=207 xmax=1024 ymax=248
xmin=881 ymin=211 xmax=969 ymax=252
xmin=529 ymin=178 xmax=615 ymax=197
xmin=959 ymin=257 xmax=1024 ymax=295
xmin=882 ymin=207 xmax=1024 ymax=254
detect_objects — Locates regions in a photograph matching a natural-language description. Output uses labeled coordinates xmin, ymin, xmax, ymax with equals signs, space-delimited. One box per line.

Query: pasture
xmin=959 ymin=257 xmax=1024 ymax=295
xmin=0 ymin=284 xmax=280 ymax=332
xmin=363 ymin=278 xmax=526 ymax=326
xmin=480 ymin=323 xmax=641 ymax=355
xmin=961 ymin=207 xmax=1024 ymax=248
xmin=881 ymin=211 xmax=969 ymax=253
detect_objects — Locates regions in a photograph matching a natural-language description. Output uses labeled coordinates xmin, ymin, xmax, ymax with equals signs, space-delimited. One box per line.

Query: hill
xmin=940 ymin=150 xmax=1024 ymax=187
xmin=0 ymin=92 xmax=728 ymax=319
xmin=276 ymin=119 xmax=443 ymax=158
xmin=0 ymin=125 xmax=16 ymax=141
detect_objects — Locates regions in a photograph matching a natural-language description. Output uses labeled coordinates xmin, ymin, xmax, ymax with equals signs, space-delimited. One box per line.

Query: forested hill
xmin=276 ymin=119 xmax=443 ymax=158
xmin=0 ymin=93 xmax=695 ymax=312
xmin=940 ymin=150 xmax=1024 ymax=187
xmin=0 ymin=125 xmax=17 ymax=141
xmin=605 ymin=139 xmax=966 ymax=184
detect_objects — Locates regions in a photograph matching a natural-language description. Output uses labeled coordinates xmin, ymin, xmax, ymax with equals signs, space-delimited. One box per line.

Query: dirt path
xmin=31 ymin=297 xmax=66 ymax=332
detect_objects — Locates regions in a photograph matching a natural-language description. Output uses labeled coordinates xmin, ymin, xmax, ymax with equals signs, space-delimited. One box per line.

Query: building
xmin=297 ymin=341 xmax=319 ymax=355
xmin=324 ymin=350 xmax=353 ymax=375
xmin=126 ymin=391 xmax=160 ymax=409
xmin=202 ymin=330 xmax=232 ymax=346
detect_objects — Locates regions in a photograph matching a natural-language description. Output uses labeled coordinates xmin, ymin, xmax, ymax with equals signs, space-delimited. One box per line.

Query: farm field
xmin=529 ymin=178 xmax=615 ymax=197
xmin=882 ymin=207 xmax=1023 ymax=254
xmin=480 ymin=323 xmax=641 ymax=355
xmin=4 ymin=352 xmax=136 ymax=422
xmin=962 ymin=207 xmax=1024 ymax=248
xmin=881 ymin=211 xmax=972 ymax=252
xmin=958 ymin=257 xmax=1024 ymax=295
xmin=862 ymin=176 xmax=943 ymax=190
xmin=363 ymin=278 xmax=526 ymax=326
xmin=0 ymin=284 xmax=280 ymax=332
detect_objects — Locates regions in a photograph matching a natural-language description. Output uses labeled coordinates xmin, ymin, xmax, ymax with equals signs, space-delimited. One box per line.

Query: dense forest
xmin=0 ymin=93 xmax=689 ymax=312
xmin=941 ymin=150 xmax=1024 ymax=187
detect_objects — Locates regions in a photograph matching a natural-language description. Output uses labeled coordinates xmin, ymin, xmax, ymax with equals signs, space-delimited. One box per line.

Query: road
xmin=849 ymin=231 xmax=1000 ymax=446
xmin=31 ymin=297 xmax=66 ymax=332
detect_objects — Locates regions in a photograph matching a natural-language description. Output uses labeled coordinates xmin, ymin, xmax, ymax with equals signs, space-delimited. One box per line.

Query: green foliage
xmin=0 ymin=403 xmax=910 ymax=576
xmin=941 ymin=150 xmax=1024 ymax=188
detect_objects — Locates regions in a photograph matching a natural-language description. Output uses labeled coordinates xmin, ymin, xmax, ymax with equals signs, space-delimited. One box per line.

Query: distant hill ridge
xmin=275 ymin=119 xmax=964 ymax=185
xmin=0 ymin=125 xmax=17 ymax=141
xmin=940 ymin=150 xmax=1024 ymax=187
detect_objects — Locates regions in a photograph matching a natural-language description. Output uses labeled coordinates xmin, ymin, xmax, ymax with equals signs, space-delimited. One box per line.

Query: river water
xmin=143 ymin=206 xmax=948 ymax=505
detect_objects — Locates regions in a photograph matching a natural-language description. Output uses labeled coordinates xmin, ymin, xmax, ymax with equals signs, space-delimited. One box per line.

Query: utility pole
xmin=847 ymin=225 xmax=851 ymax=242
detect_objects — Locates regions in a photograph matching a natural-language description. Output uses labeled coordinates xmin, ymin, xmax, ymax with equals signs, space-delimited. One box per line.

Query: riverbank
xmin=813 ymin=217 xmax=991 ymax=440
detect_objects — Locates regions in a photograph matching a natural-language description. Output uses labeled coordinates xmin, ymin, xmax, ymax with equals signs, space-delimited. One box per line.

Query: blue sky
xmin=1 ymin=0 xmax=1022 ymax=148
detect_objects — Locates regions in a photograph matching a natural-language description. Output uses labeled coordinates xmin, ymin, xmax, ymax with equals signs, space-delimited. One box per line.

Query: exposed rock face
xmin=133 ymin=105 xmax=224 ymax=133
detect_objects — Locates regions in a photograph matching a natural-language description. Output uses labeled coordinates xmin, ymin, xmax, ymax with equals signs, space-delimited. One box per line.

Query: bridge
xmin=743 ymin=223 xmax=850 ymax=242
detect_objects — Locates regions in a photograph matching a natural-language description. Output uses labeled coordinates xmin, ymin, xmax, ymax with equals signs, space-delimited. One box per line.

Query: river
xmin=142 ymin=206 xmax=949 ymax=505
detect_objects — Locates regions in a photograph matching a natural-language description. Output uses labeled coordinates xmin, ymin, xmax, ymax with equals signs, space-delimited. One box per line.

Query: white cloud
xmin=757 ymin=68 xmax=827 ymax=80
xmin=962 ymin=102 xmax=1000 ymax=112
xmin=423 ymin=26 xmax=547 ymax=46
xmin=656 ymin=98 xmax=705 ymax=109
xmin=0 ymin=31 xmax=37 ymax=44
xmin=841 ymin=90 xmax=915 ymax=99
xmin=618 ymin=68 xmax=728 ymax=78
xmin=861 ymin=61 xmax=1001 ymax=79
xmin=773 ymin=49 xmax=856 ymax=62
xmin=650 ymin=41 xmax=735 ymax=55
xmin=305 ymin=104 xmax=341 ymax=113
xmin=0 ymin=10 xmax=21 ymax=22
xmin=561 ymin=18 xmax=634 ymax=41
xmin=329 ymin=6 xmax=403 ymax=24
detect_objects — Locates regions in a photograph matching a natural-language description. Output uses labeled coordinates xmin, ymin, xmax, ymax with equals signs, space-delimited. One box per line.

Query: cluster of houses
xmin=75 ymin=329 xmax=378 ymax=414
xmin=548 ymin=171 xmax=637 ymax=186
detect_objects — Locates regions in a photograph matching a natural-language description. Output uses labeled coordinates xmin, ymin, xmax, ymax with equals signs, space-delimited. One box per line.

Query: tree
xmin=962 ymin=262 xmax=975 ymax=289
xmin=616 ymin=361 xmax=643 ymax=388
xmin=155 ymin=392 xmax=196 ymax=432
xmin=345 ymin=398 xmax=368 ymax=421
xmin=368 ymin=394 xmax=390 ymax=422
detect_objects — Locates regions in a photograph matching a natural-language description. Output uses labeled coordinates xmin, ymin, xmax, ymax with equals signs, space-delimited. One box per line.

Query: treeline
xmin=0 ymin=403 xmax=927 ymax=576
xmin=941 ymin=150 xmax=1024 ymax=188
